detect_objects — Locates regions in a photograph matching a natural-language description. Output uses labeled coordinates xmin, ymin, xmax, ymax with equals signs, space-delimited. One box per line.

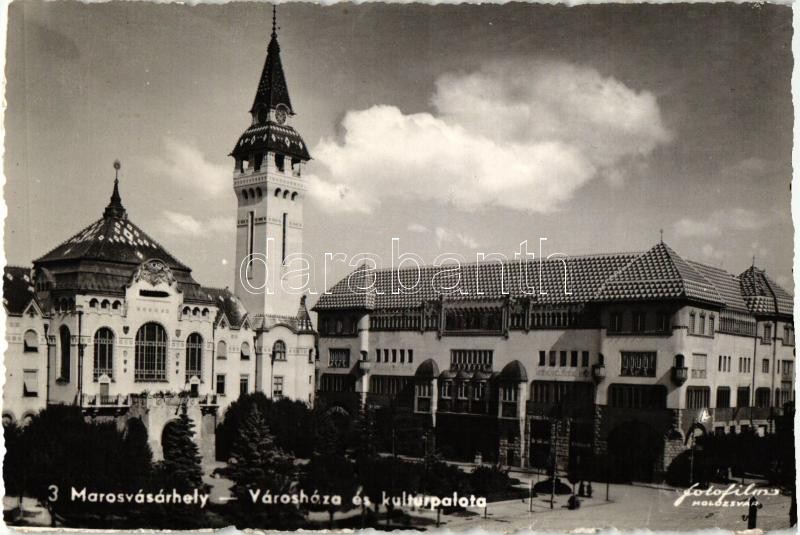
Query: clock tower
xmin=230 ymin=7 xmax=311 ymax=318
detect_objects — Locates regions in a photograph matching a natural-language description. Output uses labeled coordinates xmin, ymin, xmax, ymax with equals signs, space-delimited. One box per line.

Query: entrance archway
xmin=607 ymin=421 xmax=663 ymax=482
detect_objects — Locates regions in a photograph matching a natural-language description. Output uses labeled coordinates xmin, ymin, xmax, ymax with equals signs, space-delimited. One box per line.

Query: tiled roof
xmin=739 ymin=266 xmax=794 ymax=317
xmin=314 ymin=252 xmax=639 ymax=310
xmin=250 ymin=28 xmax=293 ymax=115
xmin=3 ymin=266 xmax=36 ymax=315
xmin=231 ymin=122 xmax=310 ymax=161
xmin=596 ymin=242 xmax=723 ymax=306
xmin=200 ymin=287 xmax=249 ymax=329
xmin=35 ymin=187 xmax=189 ymax=271
xmin=315 ymin=242 xmax=793 ymax=318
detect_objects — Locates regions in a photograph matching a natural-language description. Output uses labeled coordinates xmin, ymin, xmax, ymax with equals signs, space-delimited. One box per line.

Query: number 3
xmin=48 ymin=485 xmax=58 ymax=502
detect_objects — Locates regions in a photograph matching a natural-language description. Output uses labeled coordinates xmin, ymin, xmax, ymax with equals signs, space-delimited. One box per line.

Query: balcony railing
xmin=80 ymin=394 xmax=131 ymax=408
xmin=671 ymin=366 xmax=688 ymax=386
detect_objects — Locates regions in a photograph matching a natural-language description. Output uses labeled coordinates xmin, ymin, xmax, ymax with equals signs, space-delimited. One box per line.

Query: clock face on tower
xmin=275 ymin=108 xmax=287 ymax=125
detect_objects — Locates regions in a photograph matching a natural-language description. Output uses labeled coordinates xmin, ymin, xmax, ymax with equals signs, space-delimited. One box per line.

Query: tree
xmin=301 ymin=453 xmax=356 ymax=528
xmin=160 ymin=405 xmax=204 ymax=492
xmin=227 ymin=405 xmax=299 ymax=528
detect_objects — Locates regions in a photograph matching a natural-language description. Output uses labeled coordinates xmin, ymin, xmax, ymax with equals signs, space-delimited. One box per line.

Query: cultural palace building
xmin=2 ymin=13 xmax=316 ymax=462
xmin=314 ymin=242 xmax=795 ymax=479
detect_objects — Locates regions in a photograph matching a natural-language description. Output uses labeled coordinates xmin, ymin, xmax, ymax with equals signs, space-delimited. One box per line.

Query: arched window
xmin=243 ymin=189 xmax=249 ymax=200
xmin=59 ymin=326 xmax=71 ymax=381
xmin=23 ymin=329 xmax=38 ymax=352
xmin=134 ymin=323 xmax=167 ymax=382
xmin=182 ymin=306 xmax=191 ymax=316
xmin=272 ymin=340 xmax=286 ymax=361
xmin=240 ymin=341 xmax=251 ymax=361
xmin=101 ymin=299 xmax=110 ymax=310
xmin=256 ymin=187 xmax=262 ymax=198
xmin=112 ymin=301 xmax=122 ymax=310
xmin=291 ymin=192 xmax=298 ymax=201
xmin=275 ymin=188 xmax=282 ymax=197
xmin=89 ymin=298 xmax=99 ymax=309
xmin=217 ymin=340 xmax=227 ymax=360
xmin=185 ymin=333 xmax=203 ymax=383
xmin=93 ymin=327 xmax=114 ymax=380
xmin=283 ymin=190 xmax=290 ymax=199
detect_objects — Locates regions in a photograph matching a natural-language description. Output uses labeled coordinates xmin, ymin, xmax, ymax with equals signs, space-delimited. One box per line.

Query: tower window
xmin=282 ymin=212 xmax=288 ymax=264
xmin=254 ymin=153 xmax=263 ymax=172
xmin=59 ymin=326 xmax=71 ymax=382
xmin=275 ymin=153 xmax=285 ymax=172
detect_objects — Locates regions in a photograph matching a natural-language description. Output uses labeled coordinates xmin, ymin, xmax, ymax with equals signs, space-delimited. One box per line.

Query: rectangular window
xmin=216 ymin=374 xmax=226 ymax=396
xmin=408 ymin=349 xmax=413 ymax=364
xmin=762 ymin=359 xmax=769 ymax=374
xmin=539 ymin=351 xmax=546 ymax=366
xmin=384 ymin=349 xmax=389 ymax=363
xmin=375 ymin=348 xmax=381 ymax=362
xmin=457 ymin=382 xmax=468 ymax=399
xmin=656 ymin=312 xmax=669 ymax=333
xmin=450 ymin=350 xmax=493 ymax=371
xmin=581 ymin=351 xmax=589 ymax=367
xmin=440 ymin=380 xmax=452 ymax=398
xmin=240 ymin=375 xmax=249 ymax=396
xmin=399 ymin=349 xmax=405 ymax=363
xmin=570 ymin=351 xmax=578 ymax=367
xmin=609 ymin=312 xmax=622 ymax=333
xmin=609 ymin=384 xmax=666 ymax=409
xmin=273 ymin=376 xmax=284 ymax=399
xmin=473 ymin=382 xmax=486 ymax=400
xmin=738 ymin=357 xmax=743 ymax=373
xmin=23 ymin=370 xmax=38 ymax=397
xmin=716 ymin=387 xmax=730 ymax=408
xmin=708 ymin=316 xmax=715 ymax=335
xmin=501 ymin=385 xmax=518 ymax=402
xmin=755 ymin=388 xmax=771 ymax=408
xmin=718 ymin=355 xmax=724 ymax=372
xmin=328 ymin=348 xmax=350 ymax=368
xmin=392 ymin=349 xmax=397 ymax=363
xmin=620 ymin=352 xmax=657 ymax=377
xmin=737 ymin=387 xmax=750 ymax=408
xmin=763 ymin=323 xmax=772 ymax=343
xmin=686 ymin=387 xmax=710 ymax=409
xmin=691 ymin=354 xmax=707 ymax=379
xmin=633 ymin=312 xmax=646 ymax=333
xmin=549 ymin=351 xmax=556 ymax=367
xmin=690 ymin=313 xmax=696 ymax=334
xmin=559 ymin=351 xmax=567 ymax=367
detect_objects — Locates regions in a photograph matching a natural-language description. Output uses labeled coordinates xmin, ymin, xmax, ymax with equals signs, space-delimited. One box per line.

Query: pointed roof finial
xmin=104 ymin=159 xmax=127 ymax=220
xmin=659 ymin=228 xmax=663 ymax=243
xmin=272 ymin=4 xmax=277 ymax=38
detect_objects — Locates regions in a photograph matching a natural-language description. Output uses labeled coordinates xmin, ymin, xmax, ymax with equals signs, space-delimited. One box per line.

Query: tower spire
xmin=104 ymin=159 xmax=127 ymax=219
xmin=250 ymin=5 xmax=293 ymax=115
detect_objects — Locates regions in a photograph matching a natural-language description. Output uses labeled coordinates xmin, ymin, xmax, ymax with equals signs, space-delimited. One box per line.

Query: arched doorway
xmin=607 ymin=421 xmax=663 ymax=482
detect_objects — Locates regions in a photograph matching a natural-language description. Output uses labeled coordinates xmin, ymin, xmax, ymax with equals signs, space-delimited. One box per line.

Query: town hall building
xmin=2 ymin=13 xmax=315 ymax=462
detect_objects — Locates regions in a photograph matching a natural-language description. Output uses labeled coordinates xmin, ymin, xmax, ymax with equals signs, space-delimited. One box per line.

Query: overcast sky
xmin=4 ymin=1 xmax=794 ymax=300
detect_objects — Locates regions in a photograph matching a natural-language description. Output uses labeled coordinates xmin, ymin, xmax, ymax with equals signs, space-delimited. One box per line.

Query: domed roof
xmin=499 ymin=360 xmax=528 ymax=382
xmin=414 ymin=359 xmax=439 ymax=379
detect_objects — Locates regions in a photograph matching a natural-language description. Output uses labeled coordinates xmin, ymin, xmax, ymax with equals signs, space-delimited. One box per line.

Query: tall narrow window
xmin=93 ymin=327 xmax=114 ymax=381
xmin=185 ymin=333 xmax=203 ymax=383
xmin=281 ymin=212 xmax=288 ymax=265
xmin=135 ymin=323 xmax=167 ymax=382
xmin=240 ymin=341 xmax=251 ymax=361
xmin=272 ymin=340 xmax=286 ymax=361
xmin=59 ymin=326 xmax=71 ymax=381
xmin=273 ymin=376 xmax=284 ymax=398
xmin=23 ymin=330 xmax=38 ymax=353
xmin=246 ymin=211 xmax=255 ymax=279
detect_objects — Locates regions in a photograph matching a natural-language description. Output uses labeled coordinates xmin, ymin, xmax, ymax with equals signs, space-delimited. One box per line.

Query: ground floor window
xmin=273 ymin=376 xmax=284 ymax=399
xmin=216 ymin=374 xmax=226 ymax=396
xmin=686 ymin=386 xmax=710 ymax=409
xmin=240 ymin=375 xmax=249 ymax=396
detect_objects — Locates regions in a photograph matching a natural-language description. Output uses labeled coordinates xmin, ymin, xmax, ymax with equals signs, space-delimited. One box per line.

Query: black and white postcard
xmin=1 ymin=1 xmax=795 ymax=531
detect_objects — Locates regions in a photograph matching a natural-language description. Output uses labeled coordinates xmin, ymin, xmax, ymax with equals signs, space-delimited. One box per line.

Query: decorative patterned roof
xmin=3 ymin=266 xmax=36 ymax=315
xmin=596 ymin=242 xmax=723 ymax=306
xmin=315 ymin=242 xmax=792 ymax=319
xmin=251 ymin=15 xmax=293 ymax=115
xmin=200 ymin=287 xmax=249 ymax=329
xmin=314 ymin=252 xmax=638 ymax=310
xmin=35 ymin=179 xmax=189 ymax=271
xmin=230 ymin=122 xmax=310 ymax=161
xmin=739 ymin=266 xmax=794 ymax=317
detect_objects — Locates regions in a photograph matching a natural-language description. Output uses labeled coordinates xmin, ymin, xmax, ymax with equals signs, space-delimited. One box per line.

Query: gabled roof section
xmin=739 ymin=266 xmax=793 ymax=317
xmin=250 ymin=12 xmax=293 ymax=115
xmin=596 ymin=242 xmax=723 ymax=306
xmin=4 ymin=266 xmax=36 ymax=315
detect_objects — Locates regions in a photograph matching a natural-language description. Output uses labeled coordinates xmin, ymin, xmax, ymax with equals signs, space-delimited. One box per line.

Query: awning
xmin=23 ymin=371 xmax=38 ymax=395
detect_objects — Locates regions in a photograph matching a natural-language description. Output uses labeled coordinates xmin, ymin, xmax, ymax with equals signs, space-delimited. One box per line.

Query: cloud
xmin=405 ymin=223 xmax=479 ymax=248
xmin=147 ymin=137 xmax=229 ymax=196
xmin=308 ymin=59 xmax=671 ymax=214
xmin=701 ymin=244 xmax=726 ymax=263
xmin=159 ymin=210 xmax=233 ymax=237
xmin=674 ymin=208 xmax=768 ymax=238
